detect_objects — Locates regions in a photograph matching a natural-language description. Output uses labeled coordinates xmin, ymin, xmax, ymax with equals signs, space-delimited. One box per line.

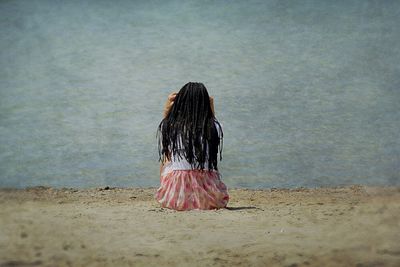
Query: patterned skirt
xmin=155 ymin=169 xmax=229 ymax=211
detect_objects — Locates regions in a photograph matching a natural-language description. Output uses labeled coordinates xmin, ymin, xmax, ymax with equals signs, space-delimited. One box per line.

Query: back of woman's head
xmin=157 ymin=82 xmax=223 ymax=171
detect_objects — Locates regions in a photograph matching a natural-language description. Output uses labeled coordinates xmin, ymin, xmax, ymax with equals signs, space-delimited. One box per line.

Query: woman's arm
xmin=163 ymin=92 xmax=177 ymax=118
xmin=210 ymin=96 xmax=215 ymax=116
xmin=159 ymin=156 xmax=170 ymax=176
xmin=160 ymin=92 xmax=176 ymax=175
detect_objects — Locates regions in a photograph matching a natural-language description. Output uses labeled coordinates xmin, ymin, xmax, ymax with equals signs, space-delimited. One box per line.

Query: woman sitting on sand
xmin=155 ymin=82 xmax=229 ymax=211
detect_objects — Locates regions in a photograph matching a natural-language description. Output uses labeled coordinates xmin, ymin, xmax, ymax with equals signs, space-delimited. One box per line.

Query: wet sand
xmin=0 ymin=185 xmax=399 ymax=267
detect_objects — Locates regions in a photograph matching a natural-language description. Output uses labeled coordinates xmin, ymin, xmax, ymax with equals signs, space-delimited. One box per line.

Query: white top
xmin=161 ymin=121 xmax=222 ymax=176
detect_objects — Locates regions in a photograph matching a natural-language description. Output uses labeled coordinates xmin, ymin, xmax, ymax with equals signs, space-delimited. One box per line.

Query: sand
xmin=0 ymin=185 xmax=399 ymax=267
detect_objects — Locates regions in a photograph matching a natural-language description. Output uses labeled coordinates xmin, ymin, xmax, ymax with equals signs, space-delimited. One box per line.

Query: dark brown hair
xmin=157 ymin=82 xmax=223 ymax=170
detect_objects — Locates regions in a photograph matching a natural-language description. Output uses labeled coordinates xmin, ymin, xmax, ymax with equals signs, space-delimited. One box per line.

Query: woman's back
xmin=155 ymin=82 xmax=229 ymax=211
xmin=161 ymin=121 xmax=223 ymax=176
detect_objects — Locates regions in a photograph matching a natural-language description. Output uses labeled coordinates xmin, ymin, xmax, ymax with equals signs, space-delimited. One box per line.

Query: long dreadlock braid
xmin=157 ymin=82 xmax=223 ymax=171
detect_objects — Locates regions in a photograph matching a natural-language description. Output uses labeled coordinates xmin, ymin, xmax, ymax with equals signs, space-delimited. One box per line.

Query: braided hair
xmin=157 ymin=82 xmax=223 ymax=171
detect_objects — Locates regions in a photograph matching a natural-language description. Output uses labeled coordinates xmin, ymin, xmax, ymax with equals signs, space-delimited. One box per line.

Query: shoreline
xmin=2 ymin=183 xmax=399 ymax=189
xmin=2 ymin=183 xmax=399 ymax=194
xmin=1 ymin=185 xmax=399 ymax=266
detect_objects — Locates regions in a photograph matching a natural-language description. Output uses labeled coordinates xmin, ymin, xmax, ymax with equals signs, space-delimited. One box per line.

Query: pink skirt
xmin=155 ymin=169 xmax=229 ymax=211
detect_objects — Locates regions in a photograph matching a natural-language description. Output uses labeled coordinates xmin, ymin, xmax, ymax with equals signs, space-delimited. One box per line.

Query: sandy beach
xmin=0 ymin=185 xmax=399 ymax=267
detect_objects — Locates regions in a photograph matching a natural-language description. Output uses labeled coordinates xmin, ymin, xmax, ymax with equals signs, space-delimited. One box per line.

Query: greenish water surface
xmin=0 ymin=0 xmax=399 ymax=188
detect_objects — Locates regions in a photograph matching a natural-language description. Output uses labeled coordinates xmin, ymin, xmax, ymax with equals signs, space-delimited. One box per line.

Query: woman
xmin=155 ymin=82 xmax=229 ymax=211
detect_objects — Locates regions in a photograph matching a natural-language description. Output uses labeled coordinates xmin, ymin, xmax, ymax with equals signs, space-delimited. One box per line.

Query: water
xmin=1 ymin=0 xmax=399 ymax=189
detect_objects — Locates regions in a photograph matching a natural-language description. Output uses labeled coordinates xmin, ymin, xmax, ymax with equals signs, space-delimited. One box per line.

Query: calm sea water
xmin=1 ymin=0 xmax=399 ymax=189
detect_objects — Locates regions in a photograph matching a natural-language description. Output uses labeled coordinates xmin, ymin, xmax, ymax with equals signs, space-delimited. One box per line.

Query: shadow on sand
xmin=225 ymin=206 xmax=260 ymax=211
